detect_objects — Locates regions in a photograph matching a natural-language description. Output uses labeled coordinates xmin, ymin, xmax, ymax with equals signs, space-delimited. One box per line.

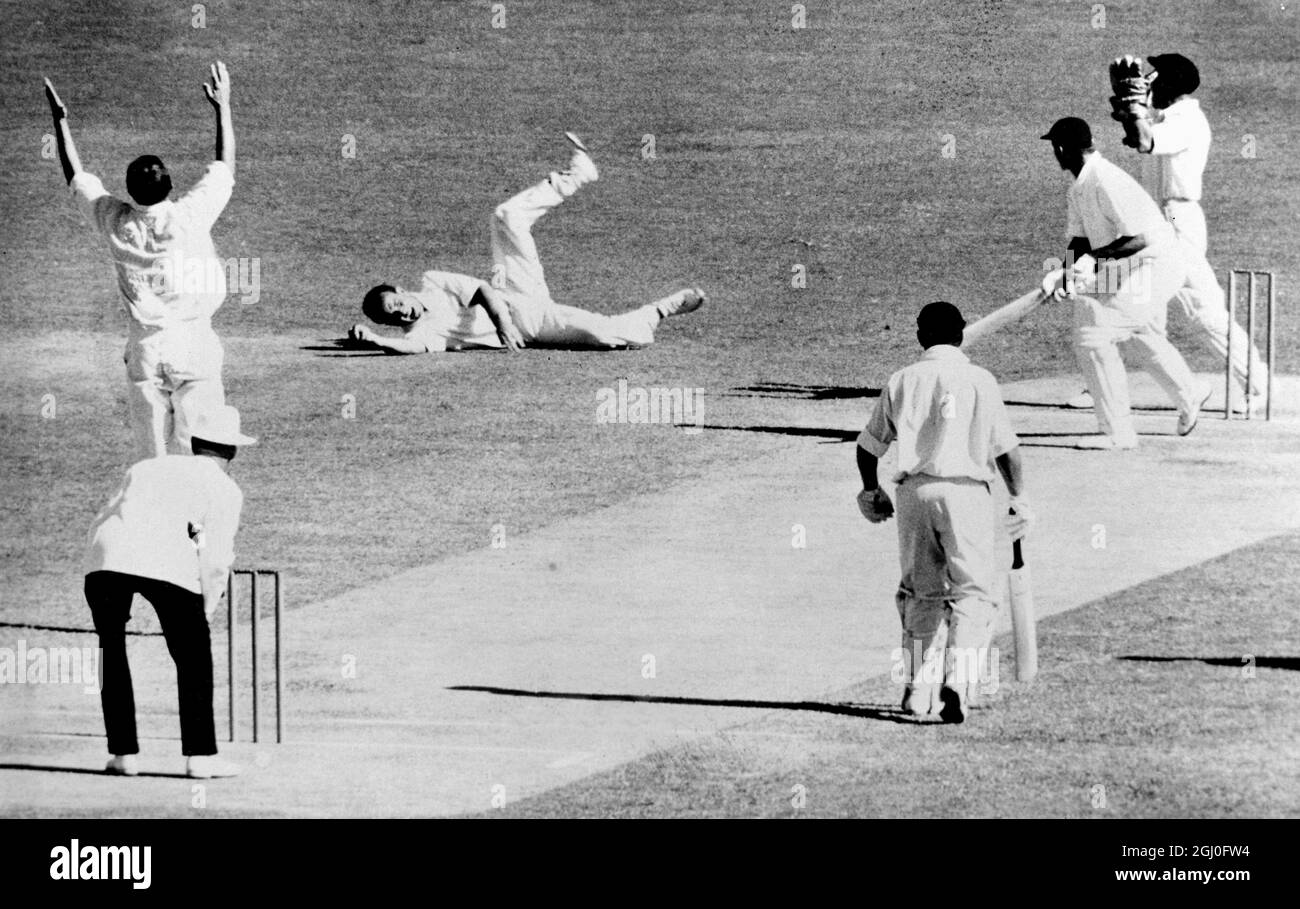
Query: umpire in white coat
xmin=85 ymin=405 xmax=253 ymax=779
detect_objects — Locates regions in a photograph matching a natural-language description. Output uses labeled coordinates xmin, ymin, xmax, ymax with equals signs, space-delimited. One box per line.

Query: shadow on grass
xmin=0 ymin=763 xmax=189 ymax=779
xmin=694 ymin=424 xmax=857 ymax=442
xmin=1119 ymin=656 xmax=1300 ymax=671
xmin=0 ymin=621 xmax=161 ymax=638
xmin=300 ymin=341 xmax=389 ymax=358
xmin=448 ymin=685 xmax=920 ymax=723
xmin=717 ymin=382 xmax=880 ymax=400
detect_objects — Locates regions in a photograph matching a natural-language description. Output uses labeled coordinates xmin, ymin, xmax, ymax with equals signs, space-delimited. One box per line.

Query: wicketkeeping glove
xmin=1108 ymin=55 xmax=1151 ymax=121
xmin=857 ymin=488 xmax=894 ymax=524
xmin=1006 ymin=497 xmax=1036 ymax=541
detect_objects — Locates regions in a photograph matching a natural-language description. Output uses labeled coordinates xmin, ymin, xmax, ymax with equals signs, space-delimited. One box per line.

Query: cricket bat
xmin=1008 ymin=526 xmax=1038 ymax=682
xmin=963 ymin=287 xmax=1050 ymax=346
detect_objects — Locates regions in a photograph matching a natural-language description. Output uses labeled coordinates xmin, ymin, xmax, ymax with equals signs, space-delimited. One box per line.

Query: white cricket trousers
xmin=1164 ymin=200 xmax=1267 ymax=396
xmin=489 ymin=179 xmax=668 ymax=348
xmin=125 ymin=325 xmax=225 ymax=460
xmin=1073 ymin=248 xmax=1200 ymax=443
xmin=894 ymin=475 xmax=999 ymax=699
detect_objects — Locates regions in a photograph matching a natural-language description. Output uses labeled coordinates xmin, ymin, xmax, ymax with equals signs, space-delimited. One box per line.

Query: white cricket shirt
xmin=403 ymin=270 xmax=502 ymax=351
xmin=71 ymin=162 xmax=235 ymax=341
xmin=1066 ymin=153 xmax=1176 ymax=253
xmin=85 ymin=455 xmax=243 ymax=594
xmin=1148 ymin=98 xmax=1211 ymax=202
xmin=858 ymin=345 xmax=1019 ymax=484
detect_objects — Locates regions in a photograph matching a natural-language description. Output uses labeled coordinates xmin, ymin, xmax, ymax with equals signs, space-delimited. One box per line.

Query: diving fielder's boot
xmin=549 ymin=132 xmax=598 ymax=197
xmin=654 ymin=287 xmax=706 ymax=320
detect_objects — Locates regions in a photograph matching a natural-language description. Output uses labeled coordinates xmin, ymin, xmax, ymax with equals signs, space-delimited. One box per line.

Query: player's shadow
xmin=448 ymin=685 xmax=917 ymax=724
xmin=1119 ymin=656 xmax=1300 ymax=671
xmin=717 ymin=382 xmax=880 ymax=400
xmin=694 ymin=424 xmax=857 ymax=443
xmin=302 ymin=339 xmax=642 ymax=357
xmin=0 ymin=763 xmax=189 ymax=779
xmin=0 ymin=620 xmax=161 ymax=638
xmin=301 ymin=340 xmax=389 ymax=358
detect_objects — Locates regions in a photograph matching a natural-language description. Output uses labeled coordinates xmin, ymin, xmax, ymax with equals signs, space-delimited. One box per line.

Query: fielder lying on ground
xmin=346 ymin=134 xmax=705 ymax=355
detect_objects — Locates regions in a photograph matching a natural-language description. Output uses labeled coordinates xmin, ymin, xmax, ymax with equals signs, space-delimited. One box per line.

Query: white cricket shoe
xmin=556 ymin=131 xmax=598 ymax=188
xmin=1177 ymin=382 xmax=1214 ymax=436
xmin=656 ymin=287 xmax=706 ymax=319
xmin=1066 ymin=389 xmax=1094 ymax=409
xmin=564 ymin=130 xmax=590 ymax=153
xmin=186 ymin=755 xmax=242 ymax=779
xmin=104 ymin=754 xmax=139 ymax=776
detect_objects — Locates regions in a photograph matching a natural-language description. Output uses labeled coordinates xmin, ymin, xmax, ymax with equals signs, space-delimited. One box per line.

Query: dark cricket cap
xmin=917 ymin=301 xmax=965 ymax=334
xmin=1148 ymin=53 xmax=1200 ymax=94
xmin=1041 ymin=117 xmax=1093 ymax=148
xmin=125 ymin=155 xmax=172 ymax=206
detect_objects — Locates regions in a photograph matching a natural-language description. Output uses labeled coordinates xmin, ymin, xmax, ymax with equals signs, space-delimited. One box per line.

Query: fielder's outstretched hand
xmin=44 ymin=77 xmax=67 ymax=120
xmin=203 ymin=61 xmax=231 ymax=108
xmin=347 ymin=323 xmax=377 ymax=345
xmin=857 ymin=487 xmax=894 ymax=523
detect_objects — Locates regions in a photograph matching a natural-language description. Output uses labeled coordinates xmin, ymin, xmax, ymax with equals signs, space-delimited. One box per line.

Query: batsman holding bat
xmin=856 ymin=302 xmax=1031 ymax=724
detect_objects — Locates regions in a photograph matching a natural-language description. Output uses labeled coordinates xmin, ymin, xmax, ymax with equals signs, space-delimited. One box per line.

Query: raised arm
xmin=203 ymin=62 xmax=235 ymax=177
xmin=44 ymin=78 xmax=82 ymax=184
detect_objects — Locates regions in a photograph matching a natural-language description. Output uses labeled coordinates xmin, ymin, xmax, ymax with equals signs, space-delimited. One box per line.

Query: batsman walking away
xmin=855 ymin=302 xmax=1032 ymax=724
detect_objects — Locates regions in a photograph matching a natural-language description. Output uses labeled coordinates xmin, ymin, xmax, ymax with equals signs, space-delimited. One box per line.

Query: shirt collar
xmin=1074 ymin=152 xmax=1102 ymax=184
xmin=921 ymin=344 xmax=969 ymax=363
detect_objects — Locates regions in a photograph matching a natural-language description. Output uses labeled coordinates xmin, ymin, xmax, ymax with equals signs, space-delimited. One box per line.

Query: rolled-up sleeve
xmin=857 ymin=389 xmax=896 ymax=457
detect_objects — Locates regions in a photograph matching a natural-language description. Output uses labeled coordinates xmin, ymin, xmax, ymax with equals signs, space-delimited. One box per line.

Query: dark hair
xmin=362 ymin=284 xmax=399 ymax=325
xmin=917 ymin=301 xmax=966 ymax=348
xmin=192 ymin=437 xmax=237 ymax=461
xmin=125 ymin=155 xmax=172 ymax=206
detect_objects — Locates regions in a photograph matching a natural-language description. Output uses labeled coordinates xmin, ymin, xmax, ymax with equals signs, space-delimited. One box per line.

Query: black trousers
xmin=85 ymin=570 xmax=217 ymax=757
